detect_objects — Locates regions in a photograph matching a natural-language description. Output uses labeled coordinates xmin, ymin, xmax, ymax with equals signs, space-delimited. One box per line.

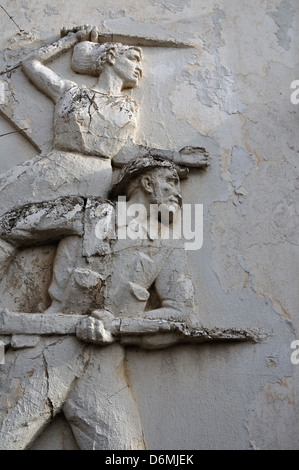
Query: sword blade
xmin=97 ymin=33 xmax=192 ymax=48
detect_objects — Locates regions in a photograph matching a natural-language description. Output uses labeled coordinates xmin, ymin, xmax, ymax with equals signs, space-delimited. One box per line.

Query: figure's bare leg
xmin=63 ymin=344 xmax=146 ymax=450
xmin=0 ymin=336 xmax=87 ymax=450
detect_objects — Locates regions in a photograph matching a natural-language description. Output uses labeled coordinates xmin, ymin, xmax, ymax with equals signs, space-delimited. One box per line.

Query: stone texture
xmin=0 ymin=336 xmax=88 ymax=450
xmin=0 ymin=0 xmax=298 ymax=451
xmin=30 ymin=413 xmax=79 ymax=450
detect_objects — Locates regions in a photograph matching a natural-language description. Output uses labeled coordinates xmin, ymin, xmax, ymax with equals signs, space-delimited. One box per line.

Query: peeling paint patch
xmin=263 ymin=377 xmax=295 ymax=405
xmin=247 ymin=376 xmax=298 ymax=450
xmin=44 ymin=5 xmax=60 ymax=16
xmin=272 ymin=297 xmax=291 ymax=321
xmin=229 ymin=145 xmax=254 ymax=194
xmin=180 ymin=7 xmax=246 ymax=118
xmin=201 ymin=7 xmax=225 ymax=54
xmin=267 ymin=0 xmax=294 ymax=51
xmin=149 ymin=0 xmax=191 ymax=13
xmin=184 ymin=61 xmax=246 ymax=115
xmin=233 ymin=194 xmax=248 ymax=217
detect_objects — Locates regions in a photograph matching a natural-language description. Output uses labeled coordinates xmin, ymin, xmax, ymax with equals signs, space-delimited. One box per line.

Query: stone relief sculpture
xmin=0 ymin=24 xmax=208 ymax=292
xmin=1 ymin=156 xmax=194 ymax=321
xmin=0 ymin=156 xmax=257 ymax=450
xmin=0 ymin=24 xmax=210 ymax=206
xmin=0 ymin=25 xmax=259 ymax=450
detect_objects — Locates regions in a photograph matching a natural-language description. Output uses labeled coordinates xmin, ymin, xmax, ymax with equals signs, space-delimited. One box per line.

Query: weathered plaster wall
xmin=0 ymin=0 xmax=298 ymax=450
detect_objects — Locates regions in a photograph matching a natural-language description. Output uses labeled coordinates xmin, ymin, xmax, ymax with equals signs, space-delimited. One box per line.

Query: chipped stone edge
xmin=0 ymin=310 xmax=265 ymax=350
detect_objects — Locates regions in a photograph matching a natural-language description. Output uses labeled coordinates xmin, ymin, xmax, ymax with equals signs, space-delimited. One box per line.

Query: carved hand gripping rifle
xmin=0 ymin=309 xmax=262 ymax=351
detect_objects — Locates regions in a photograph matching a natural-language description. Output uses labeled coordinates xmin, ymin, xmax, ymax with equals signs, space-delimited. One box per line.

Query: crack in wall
xmin=42 ymin=350 xmax=55 ymax=419
xmin=0 ymin=128 xmax=28 ymax=138
xmin=0 ymin=5 xmax=24 ymax=33
xmin=0 ymin=63 xmax=22 ymax=76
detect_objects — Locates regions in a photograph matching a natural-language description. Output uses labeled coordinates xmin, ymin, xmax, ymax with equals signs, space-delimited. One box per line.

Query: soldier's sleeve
xmin=155 ymin=247 xmax=195 ymax=315
xmin=0 ymin=196 xmax=85 ymax=247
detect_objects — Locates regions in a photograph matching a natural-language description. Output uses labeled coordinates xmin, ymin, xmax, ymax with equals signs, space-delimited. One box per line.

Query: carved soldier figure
xmin=0 ymin=25 xmax=208 ymax=285
xmin=0 ymin=25 xmax=209 ymax=451
xmin=0 ymin=156 xmax=195 ymax=450
xmin=0 ymin=156 xmax=194 ymax=321
xmin=0 ymin=25 xmax=143 ymax=278
xmin=54 ymin=156 xmax=194 ymax=320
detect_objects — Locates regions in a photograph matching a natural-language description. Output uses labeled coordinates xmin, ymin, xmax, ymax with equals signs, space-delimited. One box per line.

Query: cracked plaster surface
xmin=0 ymin=0 xmax=298 ymax=450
